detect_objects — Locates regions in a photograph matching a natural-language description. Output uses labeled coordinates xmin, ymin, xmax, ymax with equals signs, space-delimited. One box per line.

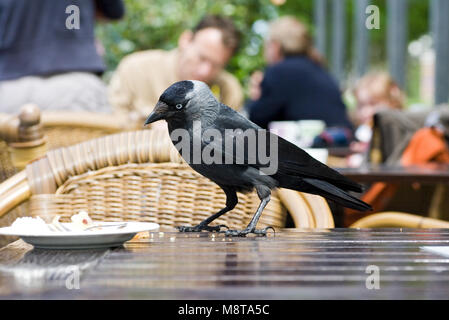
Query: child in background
xmin=349 ymin=72 xmax=405 ymax=166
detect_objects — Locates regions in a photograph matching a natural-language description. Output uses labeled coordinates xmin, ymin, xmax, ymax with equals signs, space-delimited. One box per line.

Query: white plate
xmin=0 ymin=222 xmax=159 ymax=249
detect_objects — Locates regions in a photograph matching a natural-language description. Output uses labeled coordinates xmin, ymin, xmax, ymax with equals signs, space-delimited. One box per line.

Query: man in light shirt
xmin=108 ymin=15 xmax=244 ymax=124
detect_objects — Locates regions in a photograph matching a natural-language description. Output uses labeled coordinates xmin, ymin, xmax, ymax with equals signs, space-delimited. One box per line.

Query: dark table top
xmin=2 ymin=228 xmax=449 ymax=299
xmin=336 ymin=163 xmax=449 ymax=183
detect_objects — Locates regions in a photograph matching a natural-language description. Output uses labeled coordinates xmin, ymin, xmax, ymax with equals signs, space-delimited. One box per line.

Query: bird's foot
xmin=177 ymin=224 xmax=229 ymax=233
xmin=224 ymin=226 xmax=275 ymax=237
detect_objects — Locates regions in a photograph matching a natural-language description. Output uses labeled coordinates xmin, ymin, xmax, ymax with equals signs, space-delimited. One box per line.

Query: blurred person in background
xmin=108 ymin=15 xmax=243 ymax=124
xmin=247 ymin=16 xmax=353 ymax=133
xmin=347 ymin=73 xmax=449 ymax=217
xmin=0 ymin=0 xmax=124 ymax=113
xmin=351 ymin=71 xmax=404 ymax=154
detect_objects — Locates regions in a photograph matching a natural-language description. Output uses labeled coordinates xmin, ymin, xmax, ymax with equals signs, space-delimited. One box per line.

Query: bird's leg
xmin=176 ymin=208 xmax=230 ymax=232
xmin=224 ymin=196 xmax=271 ymax=236
xmin=225 ymin=185 xmax=274 ymax=237
xmin=177 ymin=187 xmax=237 ymax=233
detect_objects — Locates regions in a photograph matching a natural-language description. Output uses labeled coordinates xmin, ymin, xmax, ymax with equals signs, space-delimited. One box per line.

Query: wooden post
xmin=314 ymin=0 xmax=327 ymax=58
xmin=354 ymin=0 xmax=370 ymax=77
xmin=387 ymin=0 xmax=408 ymax=90
xmin=332 ymin=0 xmax=346 ymax=86
xmin=432 ymin=0 xmax=449 ymax=105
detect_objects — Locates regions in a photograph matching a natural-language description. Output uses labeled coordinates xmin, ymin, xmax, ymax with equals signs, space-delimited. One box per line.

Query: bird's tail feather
xmin=303 ymin=178 xmax=372 ymax=211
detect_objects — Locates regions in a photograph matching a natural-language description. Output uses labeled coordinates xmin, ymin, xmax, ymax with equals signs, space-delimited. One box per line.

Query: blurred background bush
xmin=95 ymin=0 xmax=432 ymax=104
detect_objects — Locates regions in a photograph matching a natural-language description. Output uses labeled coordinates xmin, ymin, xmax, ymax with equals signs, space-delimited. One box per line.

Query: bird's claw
xmin=177 ymin=224 xmax=229 ymax=233
xmin=224 ymin=226 xmax=275 ymax=237
xmin=255 ymin=226 xmax=276 ymax=235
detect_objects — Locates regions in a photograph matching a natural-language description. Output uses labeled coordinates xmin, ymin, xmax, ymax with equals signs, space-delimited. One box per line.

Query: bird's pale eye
xmin=175 ymin=104 xmax=183 ymax=110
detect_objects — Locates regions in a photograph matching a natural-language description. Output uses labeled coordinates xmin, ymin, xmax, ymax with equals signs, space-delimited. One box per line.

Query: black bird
xmin=145 ymin=80 xmax=371 ymax=236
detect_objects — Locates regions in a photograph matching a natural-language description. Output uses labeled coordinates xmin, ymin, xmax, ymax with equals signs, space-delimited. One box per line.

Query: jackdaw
xmin=145 ymin=80 xmax=371 ymax=236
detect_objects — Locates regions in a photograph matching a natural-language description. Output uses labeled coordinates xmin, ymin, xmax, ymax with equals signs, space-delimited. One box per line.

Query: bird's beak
xmin=144 ymin=101 xmax=168 ymax=126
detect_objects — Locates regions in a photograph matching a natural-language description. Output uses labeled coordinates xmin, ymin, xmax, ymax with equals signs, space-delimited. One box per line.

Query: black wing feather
xmin=214 ymin=105 xmax=363 ymax=193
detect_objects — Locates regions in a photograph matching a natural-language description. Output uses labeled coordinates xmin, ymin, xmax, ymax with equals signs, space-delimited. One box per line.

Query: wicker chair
xmin=0 ymin=129 xmax=334 ymax=244
xmin=350 ymin=212 xmax=449 ymax=228
xmin=365 ymin=107 xmax=449 ymax=220
xmin=0 ymin=105 xmax=134 ymax=182
xmin=0 ymin=106 xmax=139 ymax=246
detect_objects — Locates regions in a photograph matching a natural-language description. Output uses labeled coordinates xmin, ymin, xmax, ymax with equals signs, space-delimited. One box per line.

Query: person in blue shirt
xmin=0 ymin=0 xmax=124 ymax=113
xmin=247 ymin=16 xmax=353 ymax=134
